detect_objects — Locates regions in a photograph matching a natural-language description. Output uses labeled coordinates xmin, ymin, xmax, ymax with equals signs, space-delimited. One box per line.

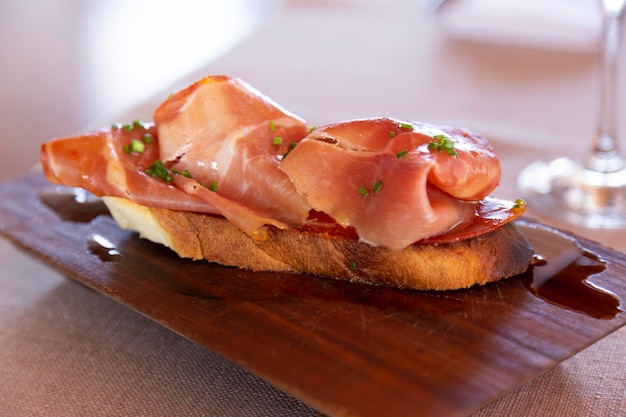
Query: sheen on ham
xmin=41 ymin=123 xmax=217 ymax=213
xmin=154 ymin=75 xmax=312 ymax=228
xmin=279 ymin=118 xmax=503 ymax=250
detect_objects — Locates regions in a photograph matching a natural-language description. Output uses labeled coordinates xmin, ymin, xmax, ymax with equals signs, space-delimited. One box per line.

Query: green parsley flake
xmin=209 ymin=181 xmax=218 ymax=192
xmin=349 ymin=261 xmax=357 ymax=270
xmin=269 ymin=120 xmax=276 ymax=132
xmin=396 ymin=149 xmax=409 ymax=159
xmin=373 ymin=180 xmax=383 ymax=193
xmin=358 ymin=187 xmax=369 ymax=196
xmin=428 ymin=134 xmax=457 ymax=157
xmin=389 ymin=131 xmax=396 ymax=138
xmin=273 ymin=136 xmax=283 ymax=145
xmin=142 ymin=134 xmax=154 ymax=144
xmin=399 ymin=122 xmax=413 ymax=130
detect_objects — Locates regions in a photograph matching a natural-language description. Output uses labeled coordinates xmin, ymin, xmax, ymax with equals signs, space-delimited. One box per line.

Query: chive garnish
xmin=513 ymin=198 xmax=527 ymax=210
xmin=373 ymin=180 xmax=383 ymax=193
xmin=358 ymin=187 xmax=369 ymax=196
xmin=396 ymin=149 xmax=409 ymax=159
xmin=172 ymin=169 xmax=192 ymax=178
xmin=389 ymin=131 xmax=396 ymax=138
xmin=273 ymin=136 xmax=283 ymax=145
xmin=399 ymin=122 xmax=413 ymax=130
xmin=282 ymin=142 xmax=298 ymax=159
xmin=269 ymin=120 xmax=276 ymax=132
xmin=130 ymin=139 xmax=145 ymax=153
xmin=209 ymin=181 xmax=218 ymax=192
xmin=428 ymin=134 xmax=457 ymax=157
xmin=145 ymin=160 xmax=172 ymax=183
xmin=349 ymin=261 xmax=357 ymax=270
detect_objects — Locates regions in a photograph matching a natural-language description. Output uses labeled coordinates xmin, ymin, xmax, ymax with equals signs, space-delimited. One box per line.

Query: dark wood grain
xmin=1 ymin=171 xmax=625 ymax=417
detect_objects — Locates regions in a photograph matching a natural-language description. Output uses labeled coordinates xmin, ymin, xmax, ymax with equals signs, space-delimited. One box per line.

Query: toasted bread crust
xmin=103 ymin=196 xmax=533 ymax=291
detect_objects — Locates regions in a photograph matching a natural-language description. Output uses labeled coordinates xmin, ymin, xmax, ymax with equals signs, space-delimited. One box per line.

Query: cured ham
xmin=41 ymin=122 xmax=217 ymax=213
xmin=153 ymin=75 xmax=311 ymax=227
xmin=279 ymin=118 xmax=503 ymax=250
xmin=41 ymin=75 xmax=524 ymax=251
xmin=41 ymin=75 xmax=312 ymax=238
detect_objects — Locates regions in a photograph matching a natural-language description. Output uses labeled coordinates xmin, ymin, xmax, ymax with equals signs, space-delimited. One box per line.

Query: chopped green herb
xmin=373 ymin=180 xmax=383 ymax=193
xmin=167 ymin=93 xmax=174 ymax=100
xmin=308 ymin=126 xmax=316 ymax=133
xmin=172 ymin=169 xmax=192 ymax=178
xmin=142 ymin=134 xmax=154 ymax=144
xmin=130 ymin=139 xmax=145 ymax=153
xmin=428 ymin=134 xmax=457 ymax=157
xmin=273 ymin=136 xmax=283 ymax=145
xmin=396 ymin=149 xmax=409 ymax=159
xmin=399 ymin=122 xmax=413 ymax=130
xmin=282 ymin=142 xmax=298 ymax=159
xmin=123 ymin=144 xmax=131 ymax=154
xmin=357 ymin=187 xmax=370 ymax=197
xmin=145 ymin=160 xmax=172 ymax=183
xmin=209 ymin=181 xmax=218 ymax=192
xmin=389 ymin=131 xmax=396 ymax=138
xmin=269 ymin=120 xmax=276 ymax=132
xmin=513 ymin=198 xmax=527 ymax=210
xmin=349 ymin=261 xmax=357 ymax=270
xmin=121 ymin=119 xmax=147 ymax=132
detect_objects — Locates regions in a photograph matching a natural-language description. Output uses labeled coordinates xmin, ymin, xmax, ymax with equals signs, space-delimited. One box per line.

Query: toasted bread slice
xmin=103 ymin=196 xmax=533 ymax=291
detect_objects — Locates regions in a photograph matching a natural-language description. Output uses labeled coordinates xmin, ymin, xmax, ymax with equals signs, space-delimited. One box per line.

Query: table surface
xmin=1 ymin=1 xmax=625 ymax=416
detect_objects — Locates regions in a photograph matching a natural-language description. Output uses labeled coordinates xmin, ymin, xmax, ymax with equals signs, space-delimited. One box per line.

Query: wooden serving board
xmin=1 ymin=171 xmax=625 ymax=417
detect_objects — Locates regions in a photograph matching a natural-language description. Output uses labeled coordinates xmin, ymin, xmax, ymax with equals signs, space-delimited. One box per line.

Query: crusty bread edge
xmin=103 ymin=196 xmax=534 ymax=291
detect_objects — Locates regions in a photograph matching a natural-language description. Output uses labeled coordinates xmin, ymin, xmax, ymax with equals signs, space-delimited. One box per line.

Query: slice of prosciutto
xmin=154 ymin=75 xmax=312 ymax=229
xmin=279 ymin=118 xmax=504 ymax=250
xmin=41 ymin=75 xmax=312 ymax=238
xmin=41 ymin=122 xmax=216 ymax=213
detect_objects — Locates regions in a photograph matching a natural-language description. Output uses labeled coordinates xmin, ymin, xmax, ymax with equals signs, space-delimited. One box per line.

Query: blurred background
xmin=0 ymin=0 xmax=617 ymax=181
xmin=0 ymin=0 xmax=275 ymax=179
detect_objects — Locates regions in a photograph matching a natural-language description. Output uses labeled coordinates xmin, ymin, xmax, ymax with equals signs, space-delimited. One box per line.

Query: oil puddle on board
xmin=517 ymin=221 xmax=621 ymax=320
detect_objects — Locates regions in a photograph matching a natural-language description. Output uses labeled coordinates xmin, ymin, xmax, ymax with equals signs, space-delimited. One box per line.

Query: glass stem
xmin=588 ymin=1 xmax=625 ymax=173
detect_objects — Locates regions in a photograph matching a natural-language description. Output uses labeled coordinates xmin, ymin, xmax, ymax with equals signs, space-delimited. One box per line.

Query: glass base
xmin=518 ymin=157 xmax=626 ymax=229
